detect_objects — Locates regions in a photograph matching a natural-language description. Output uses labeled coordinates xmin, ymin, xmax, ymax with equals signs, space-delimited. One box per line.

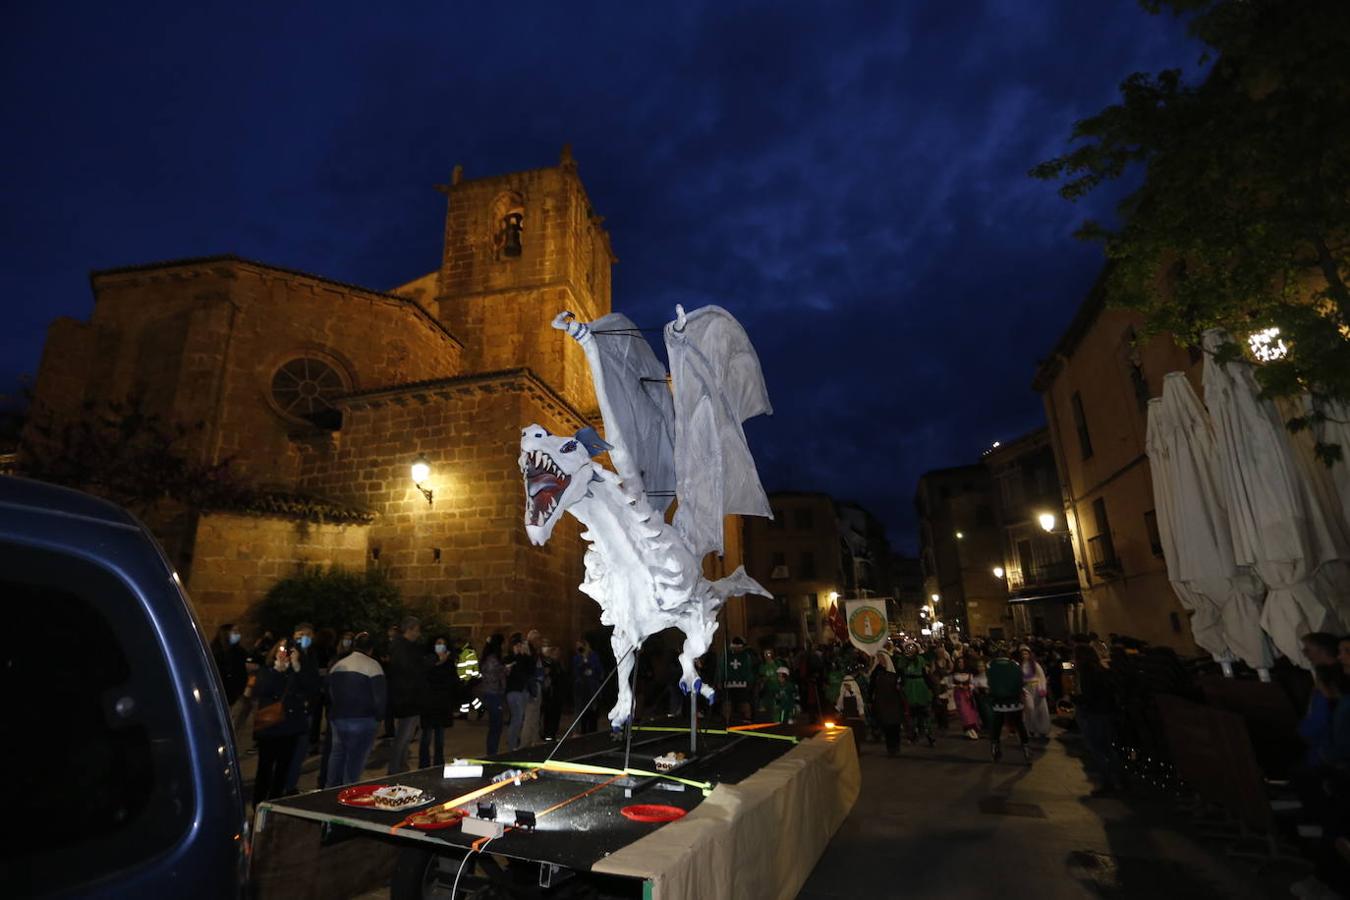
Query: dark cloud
xmin=0 ymin=1 xmax=1204 ymax=550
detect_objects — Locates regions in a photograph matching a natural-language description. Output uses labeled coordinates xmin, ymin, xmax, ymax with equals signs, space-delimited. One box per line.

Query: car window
xmin=0 ymin=542 xmax=193 ymax=893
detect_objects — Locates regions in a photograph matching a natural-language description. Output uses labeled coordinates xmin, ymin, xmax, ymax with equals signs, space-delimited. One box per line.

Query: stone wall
xmin=296 ymin=369 xmax=595 ymax=646
xmin=28 ymin=257 xmax=463 ymax=486
xmin=188 ymin=511 xmax=370 ymax=632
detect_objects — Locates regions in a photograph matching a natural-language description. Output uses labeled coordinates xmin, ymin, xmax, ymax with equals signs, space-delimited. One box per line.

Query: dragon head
xmin=519 ymin=424 xmax=603 ymax=545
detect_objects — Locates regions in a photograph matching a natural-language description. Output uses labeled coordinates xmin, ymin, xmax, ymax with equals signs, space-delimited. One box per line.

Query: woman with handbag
xmin=252 ymin=640 xmax=308 ymax=809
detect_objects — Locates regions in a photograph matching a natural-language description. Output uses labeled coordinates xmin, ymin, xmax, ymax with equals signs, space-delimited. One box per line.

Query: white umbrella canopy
xmin=1146 ymin=374 xmax=1273 ymax=670
xmin=1309 ymin=397 xmax=1350 ymax=517
xmin=1201 ymin=330 xmax=1347 ymax=664
xmin=1278 ymin=394 xmax=1350 ymax=628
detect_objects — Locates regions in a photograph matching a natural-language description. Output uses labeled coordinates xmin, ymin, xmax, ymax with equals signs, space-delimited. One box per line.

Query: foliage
xmin=1032 ymin=1 xmax=1350 ymax=424
xmin=20 ymin=393 xmax=249 ymax=513
xmin=248 ymin=565 xmax=454 ymax=642
xmin=19 ymin=393 xmax=374 ymax=521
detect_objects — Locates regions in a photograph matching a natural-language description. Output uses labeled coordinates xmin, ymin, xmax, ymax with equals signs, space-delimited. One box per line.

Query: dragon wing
xmin=663 ymin=304 xmax=773 ymax=558
xmin=554 ymin=311 xmax=676 ymax=512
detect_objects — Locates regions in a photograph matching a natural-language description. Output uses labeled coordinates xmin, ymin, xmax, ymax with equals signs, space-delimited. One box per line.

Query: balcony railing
xmin=1087 ymin=534 xmax=1120 ymax=577
xmin=1005 ymin=560 xmax=1078 ymax=591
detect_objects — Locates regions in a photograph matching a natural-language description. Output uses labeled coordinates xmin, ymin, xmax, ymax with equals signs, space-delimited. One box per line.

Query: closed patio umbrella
xmin=1201 ymin=330 xmax=1347 ymax=664
xmin=1146 ymin=374 xmax=1272 ymax=673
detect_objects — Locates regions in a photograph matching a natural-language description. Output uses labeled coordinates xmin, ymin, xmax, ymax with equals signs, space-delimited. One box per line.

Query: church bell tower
xmin=435 ymin=146 xmax=615 ymax=416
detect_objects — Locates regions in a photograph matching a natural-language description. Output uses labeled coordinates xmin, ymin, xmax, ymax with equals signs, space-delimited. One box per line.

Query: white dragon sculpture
xmin=520 ymin=305 xmax=774 ymax=730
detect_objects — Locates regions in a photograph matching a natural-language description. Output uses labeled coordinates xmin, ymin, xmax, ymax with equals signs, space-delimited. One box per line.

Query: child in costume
xmin=770 ymin=666 xmax=798 ymax=724
xmin=756 ymin=649 xmax=780 ymax=714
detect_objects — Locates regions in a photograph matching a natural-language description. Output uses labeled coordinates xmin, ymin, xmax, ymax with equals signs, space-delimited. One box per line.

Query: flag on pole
xmin=826 ymin=601 xmax=848 ymax=643
xmin=845 ymin=598 xmax=889 ymax=655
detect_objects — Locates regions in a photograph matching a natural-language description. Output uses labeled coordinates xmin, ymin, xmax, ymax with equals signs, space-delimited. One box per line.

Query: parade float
xmin=253 ymin=306 xmax=859 ymax=900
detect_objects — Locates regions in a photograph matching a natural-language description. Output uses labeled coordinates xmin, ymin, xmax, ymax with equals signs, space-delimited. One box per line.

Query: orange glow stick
xmin=390 ymin=771 xmax=538 ymax=832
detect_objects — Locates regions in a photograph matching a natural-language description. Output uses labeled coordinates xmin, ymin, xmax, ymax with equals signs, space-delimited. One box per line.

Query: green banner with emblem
xmin=845 ymin=598 xmax=888 ymax=654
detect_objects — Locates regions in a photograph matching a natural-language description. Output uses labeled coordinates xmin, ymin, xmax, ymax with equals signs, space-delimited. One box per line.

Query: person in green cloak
xmin=898 ymin=641 xmax=935 ymax=746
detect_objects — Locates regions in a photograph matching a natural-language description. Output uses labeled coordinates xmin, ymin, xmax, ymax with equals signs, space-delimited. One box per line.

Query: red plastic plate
xmin=405 ymin=807 xmax=468 ymax=831
xmin=621 ymin=804 xmax=687 ymax=823
xmin=336 ymin=784 xmax=433 ymax=810
xmin=337 ymin=784 xmax=386 ymax=807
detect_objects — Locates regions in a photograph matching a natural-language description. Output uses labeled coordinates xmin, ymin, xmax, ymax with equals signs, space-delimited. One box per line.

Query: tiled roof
xmin=208 ymin=489 xmax=376 ymax=525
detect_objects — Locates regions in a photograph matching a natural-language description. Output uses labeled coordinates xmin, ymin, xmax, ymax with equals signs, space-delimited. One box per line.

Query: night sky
xmin=1 ymin=2 xmax=1203 ymax=551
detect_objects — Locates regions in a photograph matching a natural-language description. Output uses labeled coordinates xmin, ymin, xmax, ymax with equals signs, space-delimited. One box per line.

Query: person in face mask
xmin=212 ymin=622 xmax=249 ymax=707
xmin=419 ymin=635 xmax=458 ymax=768
xmin=336 ymin=631 xmax=356 ymax=659
xmin=280 ymin=622 xmax=324 ymax=793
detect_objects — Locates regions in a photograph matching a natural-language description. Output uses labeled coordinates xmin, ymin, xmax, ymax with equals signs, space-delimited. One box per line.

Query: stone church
xmin=27 ymin=148 xmax=654 ymax=643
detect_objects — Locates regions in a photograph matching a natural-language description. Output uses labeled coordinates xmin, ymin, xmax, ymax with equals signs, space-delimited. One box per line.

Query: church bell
xmin=502 ymin=212 xmax=523 ymax=257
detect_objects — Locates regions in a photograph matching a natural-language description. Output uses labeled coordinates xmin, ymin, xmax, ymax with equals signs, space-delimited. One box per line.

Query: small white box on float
xmin=462 ymin=816 xmax=505 ymax=839
xmin=443 ymin=760 xmax=484 ymax=779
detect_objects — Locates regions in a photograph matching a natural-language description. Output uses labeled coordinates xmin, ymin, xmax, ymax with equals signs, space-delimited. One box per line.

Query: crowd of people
xmin=715 ymin=633 xmax=1088 ymax=768
xmin=207 ymin=615 xmax=1114 ymax=810
xmin=209 ymin=617 xmax=610 ymax=811
xmin=209 ymin=615 xmax=1350 ymax=896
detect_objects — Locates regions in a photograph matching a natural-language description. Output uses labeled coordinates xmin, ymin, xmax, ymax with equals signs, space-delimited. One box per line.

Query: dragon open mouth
xmin=522 ymin=449 xmax=571 ymax=527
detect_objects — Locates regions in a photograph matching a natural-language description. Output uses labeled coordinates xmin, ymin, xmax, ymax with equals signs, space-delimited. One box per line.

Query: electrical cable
xmin=449 ymin=832 xmax=497 ymax=899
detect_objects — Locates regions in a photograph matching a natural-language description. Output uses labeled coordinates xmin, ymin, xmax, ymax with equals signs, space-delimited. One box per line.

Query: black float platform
xmin=259 ymin=719 xmax=816 ymax=874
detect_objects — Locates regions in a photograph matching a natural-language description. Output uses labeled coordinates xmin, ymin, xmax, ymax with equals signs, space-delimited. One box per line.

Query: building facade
xmin=741 ymin=491 xmax=844 ymax=648
xmin=24 ymin=149 xmax=732 ymax=646
xmin=914 ymin=465 xmax=1010 ymax=639
xmin=1033 ymin=277 xmax=1201 ymax=653
xmin=890 ymin=555 xmax=925 ymax=635
xmin=984 ymin=428 xmax=1083 ymax=640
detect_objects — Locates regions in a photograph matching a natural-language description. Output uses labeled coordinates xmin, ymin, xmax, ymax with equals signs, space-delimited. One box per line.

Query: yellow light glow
xmin=823 ymin=720 xmax=836 ymax=729
xmin=955 ymin=531 xmax=964 ymax=539
xmin=1038 ymin=512 xmax=1056 ymax=532
xmin=993 ymin=566 xmax=1004 ymax=578
xmin=828 ymin=591 xmax=839 ymax=602
xmin=411 ymin=456 xmax=431 ymax=485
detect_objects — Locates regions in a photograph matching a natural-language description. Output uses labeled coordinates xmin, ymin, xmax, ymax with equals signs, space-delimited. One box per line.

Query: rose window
xmin=270 ymin=358 xmax=347 ymax=421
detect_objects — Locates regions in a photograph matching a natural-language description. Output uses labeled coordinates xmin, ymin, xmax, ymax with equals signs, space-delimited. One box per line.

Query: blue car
xmin=0 ymin=476 xmax=247 ymax=897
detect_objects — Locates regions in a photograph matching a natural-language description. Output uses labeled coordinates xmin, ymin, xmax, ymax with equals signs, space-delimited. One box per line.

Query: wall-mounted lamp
xmin=1038 ymin=512 xmax=1056 ymax=533
xmin=930 ymin=593 xmax=940 ymax=603
xmin=411 ymin=454 xmax=433 ymax=506
xmin=955 ymin=530 xmax=964 ymax=540
xmin=992 ymin=566 xmax=1005 ymax=578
